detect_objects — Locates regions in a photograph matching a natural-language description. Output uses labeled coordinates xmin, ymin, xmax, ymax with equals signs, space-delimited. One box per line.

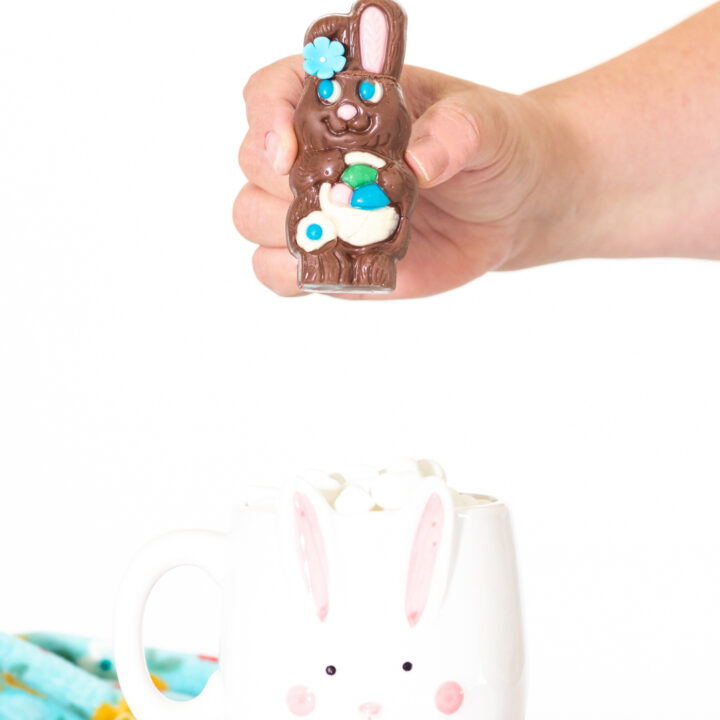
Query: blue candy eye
xmin=358 ymin=79 xmax=383 ymax=104
xmin=318 ymin=79 xmax=341 ymax=103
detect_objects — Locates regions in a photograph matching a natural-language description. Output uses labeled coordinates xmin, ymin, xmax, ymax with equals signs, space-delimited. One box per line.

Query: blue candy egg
xmin=306 ymin=223 xmax=323 ymax=240
xmin=350 ymin=183 xmax=390 ymax=210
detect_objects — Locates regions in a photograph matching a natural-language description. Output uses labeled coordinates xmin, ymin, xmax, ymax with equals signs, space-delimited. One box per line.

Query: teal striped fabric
xmin=0 ymin=633 xmax=217 ymax=719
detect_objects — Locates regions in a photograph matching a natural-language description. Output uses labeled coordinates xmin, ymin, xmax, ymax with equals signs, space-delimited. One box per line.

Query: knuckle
xmin=435 ymin=98 xmax=483 ymax=153
xmin=242 ymin=68 xmax=266 ymax=102
xmin=237 ymin=137 xmax=258 ymax=178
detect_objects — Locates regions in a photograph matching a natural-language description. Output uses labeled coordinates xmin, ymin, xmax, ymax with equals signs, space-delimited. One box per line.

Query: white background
xmin=1 ymin=0 xmax=718 ymax=718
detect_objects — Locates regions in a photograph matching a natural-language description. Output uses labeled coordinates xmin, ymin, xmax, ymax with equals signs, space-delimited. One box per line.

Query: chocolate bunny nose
xmin=359 ymin=702 xmax=382 ymax=716
xmin=337 ymin=103 xmax=358 ymax=120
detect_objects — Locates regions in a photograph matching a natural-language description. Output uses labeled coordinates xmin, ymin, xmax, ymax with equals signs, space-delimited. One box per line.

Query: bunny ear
xmin=405 ymin=483 xmax=455 ymax=628
xmin=359 ymin=5 xmax=389 ymax=74
xmin=280 ymin=483 xmax=332 ymax=623
xmin=293 ymin=490 xmax=330 ymax=622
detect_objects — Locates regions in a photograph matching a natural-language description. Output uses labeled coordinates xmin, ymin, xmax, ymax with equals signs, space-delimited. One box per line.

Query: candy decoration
xmin=329 ymin=183 xmax=353 ymax=205
xmin=358 ymin=4 xmax=389 ymax=74
xmin=358 ymin=80 xmax=383 ymax=103
xmin=318 ymin=79 xmax=341 ymax=102
xmin=350 ymin=183 xmax=390 ymax=209
xmin=302 ymin=36 xmax=347 ymax=79
xmin=341 ymin=163 xmax=378 ymax=189
xmin=296 ymin=211 xmax=337 ymax=252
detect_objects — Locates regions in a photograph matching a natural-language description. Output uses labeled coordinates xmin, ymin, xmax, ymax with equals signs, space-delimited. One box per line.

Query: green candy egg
xmin=341 ymin=163 xmax=378 ymax=189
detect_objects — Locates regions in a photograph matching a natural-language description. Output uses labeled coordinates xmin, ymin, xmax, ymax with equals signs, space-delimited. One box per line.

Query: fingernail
xmin=264 ymin=130 xmax=281 ymax=173
xmin=406 ymin=135 xmax=449 ymax=185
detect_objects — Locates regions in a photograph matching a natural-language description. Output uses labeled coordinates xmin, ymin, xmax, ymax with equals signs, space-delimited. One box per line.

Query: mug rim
xmin=236 ymin=491 xmax=504 ymax=515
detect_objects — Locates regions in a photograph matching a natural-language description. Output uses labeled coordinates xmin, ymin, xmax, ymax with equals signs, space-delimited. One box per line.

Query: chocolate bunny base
xmin=286 ymin=0 xmax=417 ymax=294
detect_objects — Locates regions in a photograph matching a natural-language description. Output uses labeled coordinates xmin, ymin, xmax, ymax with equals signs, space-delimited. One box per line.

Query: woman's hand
xmin=233 ymin=56 xmax=582 ymax=298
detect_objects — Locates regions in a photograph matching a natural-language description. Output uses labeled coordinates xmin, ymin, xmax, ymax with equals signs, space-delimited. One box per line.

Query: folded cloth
xmin=0 ymin=633 xmax=218 ymax=720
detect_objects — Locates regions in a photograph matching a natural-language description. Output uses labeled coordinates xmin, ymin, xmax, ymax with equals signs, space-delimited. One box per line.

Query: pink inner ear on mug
xmin=359 ymin=6 xmax=388 ymax=74
xmin=405 ymin=492 xmax=445 ymax=627
xmin=293 ymin=492 xmax=330 ymax=622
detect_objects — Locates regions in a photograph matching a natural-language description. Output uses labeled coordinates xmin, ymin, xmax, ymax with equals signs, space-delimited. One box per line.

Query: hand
xmin=233 ymin=56 xmax=580 ymax=298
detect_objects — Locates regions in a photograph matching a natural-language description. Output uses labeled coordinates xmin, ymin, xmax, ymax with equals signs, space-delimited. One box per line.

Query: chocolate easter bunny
xmin=287 ymin=0 xmax=417 ymax=293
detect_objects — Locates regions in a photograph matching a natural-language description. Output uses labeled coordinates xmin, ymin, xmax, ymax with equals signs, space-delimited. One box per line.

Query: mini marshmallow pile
xmin=295 ymin=458 xmax=481 ymax=513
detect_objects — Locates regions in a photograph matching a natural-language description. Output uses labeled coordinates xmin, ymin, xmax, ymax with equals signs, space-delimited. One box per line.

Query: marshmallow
xmin=416 ymin=458 xmax=446 ymax=480
xmin=298 ymin=469 xmax=345 ymax=503
xmin=369 ymin=471 xmax=419 ymax=510
xmin=338 ymin=464 xmax=380 ymax=492
xmin=333 ymin=485 xmax=377 ymax=513
xmin=279 ymin=459 xmax=489 ymax=514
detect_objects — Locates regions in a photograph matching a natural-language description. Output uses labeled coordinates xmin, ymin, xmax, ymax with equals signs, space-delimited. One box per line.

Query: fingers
xmin=239 ymin=56 xmax=304 ymax=198
xmin=252 ymin=247 xmax=306 ymax=297
xmin=405 ymin=90 xmax=502 ymax=189
xmin=238 ymin=133 xmax=294 ymax=201
xmin=233 ymin=183 xmax=288 ymax=247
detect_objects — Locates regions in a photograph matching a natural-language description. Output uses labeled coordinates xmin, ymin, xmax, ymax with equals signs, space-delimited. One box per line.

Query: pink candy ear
xmin=359 ymin=5 xmax=389 ymax=74
xmin=405 ymin=492 xmax=445 ymax=628
xmin=293 ymin=491 xmax=330 ymax=622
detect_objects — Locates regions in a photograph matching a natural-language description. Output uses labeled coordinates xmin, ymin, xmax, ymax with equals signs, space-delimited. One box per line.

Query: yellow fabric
xmin=91 ymin=676 xmax=167 ymax=719
xmin=92 ymin=698 xmax=133 ymax=720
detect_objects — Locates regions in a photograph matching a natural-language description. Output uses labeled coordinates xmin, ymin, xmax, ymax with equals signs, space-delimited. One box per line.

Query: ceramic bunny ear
xmin=405 ymin=480 xmax=455 ymax=628
xmin=280 ymin=481 xmax=333 ymax=623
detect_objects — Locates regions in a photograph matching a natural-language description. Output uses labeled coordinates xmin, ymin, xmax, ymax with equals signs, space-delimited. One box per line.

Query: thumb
xmin=406 ymin=93 xmax=495 ymax=188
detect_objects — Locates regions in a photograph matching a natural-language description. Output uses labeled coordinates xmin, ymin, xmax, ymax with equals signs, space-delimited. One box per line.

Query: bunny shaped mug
xmin=114 ymin=479 xmax=526 ymax=720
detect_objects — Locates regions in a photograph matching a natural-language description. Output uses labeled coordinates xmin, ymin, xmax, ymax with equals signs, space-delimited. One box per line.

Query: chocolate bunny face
xmin=295 ymin=0 xmax=411 ymax=157
xmin=295 ymin=73 xmax=411 ymax=155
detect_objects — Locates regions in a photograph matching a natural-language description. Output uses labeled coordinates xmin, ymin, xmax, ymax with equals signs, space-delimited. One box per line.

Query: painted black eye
xmin=402 ymin=661 xmax=413 ymax=672
xmin=326 ymin=665 xmax=337 ymax=676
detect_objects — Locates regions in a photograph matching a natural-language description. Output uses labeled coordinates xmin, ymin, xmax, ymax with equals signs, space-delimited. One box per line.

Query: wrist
xmin=501 ymin=85 xmax=598 ymax=270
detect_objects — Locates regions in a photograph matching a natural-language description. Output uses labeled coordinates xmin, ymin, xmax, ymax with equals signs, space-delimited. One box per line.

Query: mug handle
xmin=114 ymin=530 xmax=226 ymax=720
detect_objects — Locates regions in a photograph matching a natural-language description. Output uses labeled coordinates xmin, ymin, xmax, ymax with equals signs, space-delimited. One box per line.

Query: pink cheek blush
xmin=329 ymin=183 xmax=353 ymax=206
xmin=287 ymin=685 xmax=316 ymax=716
xmin=435 ymin=681 xmax=464 ymax=715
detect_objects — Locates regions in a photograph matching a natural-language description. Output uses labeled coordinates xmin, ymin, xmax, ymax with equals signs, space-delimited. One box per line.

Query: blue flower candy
xmin=303 ymin=36 xmax=346 ymax=79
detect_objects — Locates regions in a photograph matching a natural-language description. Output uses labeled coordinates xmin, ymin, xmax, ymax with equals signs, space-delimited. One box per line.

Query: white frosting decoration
xmin=334 ymin=484 xmax=376 ymax=513
xmin=296 ymin=210 xmax=337 ymax=252
xmin=295 ymin=151 xmax=398 ymax=251
xmin=343 ymin=151 xmax=386 ymax=168
xmin=319 ymin=182 xmax=398 ymax=247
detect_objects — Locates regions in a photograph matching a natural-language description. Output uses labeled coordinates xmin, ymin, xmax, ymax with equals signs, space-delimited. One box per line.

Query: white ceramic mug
xmin=114 ymin=478 xmax=525 ymax=720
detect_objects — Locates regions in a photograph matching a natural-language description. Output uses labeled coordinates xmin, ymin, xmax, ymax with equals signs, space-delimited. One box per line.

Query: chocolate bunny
xmin=287 ymin=0 xmax=418 ymax=293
